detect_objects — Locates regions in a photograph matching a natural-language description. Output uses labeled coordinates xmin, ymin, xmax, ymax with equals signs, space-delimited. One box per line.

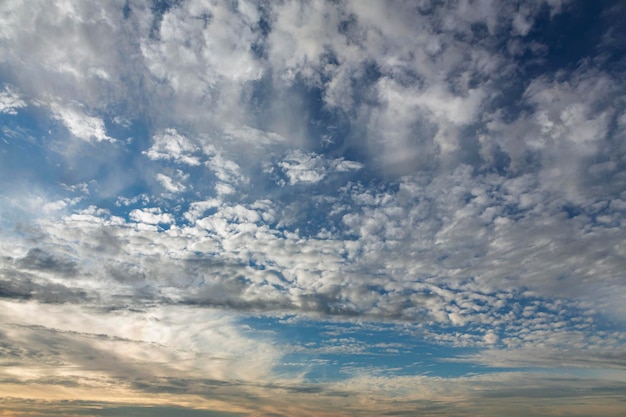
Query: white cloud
xmin=484 ymin=331 xmax=499 ymax=345
xmin=479 ymin=66 xmax=621 ymax=204
xmin=274 ymin=150 xmax=362 ymax=186
xmin=184 ymin=198 xmax=222 ymax=223
xmin=0 ymin=85 xmax=26 ymax=114
xmin=42 ymin=197 xmax=82 ymax=213
xmin=129 ymin=207 xmax=174 ymax=225
xmin=138 ymin=0 xmax=265 ymax=129
xmin=215 ymin=182 xmax=235 ymax=196
xmin=335 ymin=159 xmax=363 ymax=172
xmin=9 ymin=166 xmax=624 ymax=342
xmin=0 ymin=300 xmax=281 ymax=383
xmin=203 ymin=146 xmax=246 ymax=184
xmin=156 ymin=170 xmax=189 ymax=193
xmin=224 ymin=125 xmax=288 ymax=146
xmin=278 ymin=150 xmax=327 ymax=185
xmin=144 ymin=128 xmax=201 ymax=165
xmin=50 ymin=102 xmax=113 ymax=143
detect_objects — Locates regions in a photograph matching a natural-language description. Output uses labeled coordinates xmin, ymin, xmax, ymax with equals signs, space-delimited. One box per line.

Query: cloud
xmin=129 ymin=207 xmax=174 ymax=226
xmin=271 ymin=150 xmax=362 ymax=186
xmin=156 ymin=170 xmax=188 ymax=193
xmin=203 ymin=146 xmax=247 ymax=185
xmin=2 ymin=299 xmax=622 ymax=416
xmin=0 ymin=300 xmax=280 ymax=380
xmin=15 ymin=248 xmax=79 ymax=277
xmin=0 ymin=0 xmax=139 ymax=120
xmin=49 ymin=102 xmax=114 ymax=143
xmin=0 ymin=85 xmax=26 ymax=114
xmin=223 ymin=125 xmax=287 ymax=147
xmin=6 ymin=171 xmax=623 ymax=343
xmin=0 ymin=1 xmax=625 ymax=416
xmin=144 ymin=128 xmax=201 ymax=165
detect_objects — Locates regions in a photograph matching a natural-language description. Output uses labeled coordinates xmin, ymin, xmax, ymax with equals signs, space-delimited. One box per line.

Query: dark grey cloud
xmin=0 ymin=274 xmax=89 ymax=304
xmin=16 ymin=248 xmax=79 ymax=277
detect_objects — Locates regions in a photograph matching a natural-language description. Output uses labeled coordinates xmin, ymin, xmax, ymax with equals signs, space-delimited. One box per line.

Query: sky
xmin=1 ymin=0 xmax=626 ymax=416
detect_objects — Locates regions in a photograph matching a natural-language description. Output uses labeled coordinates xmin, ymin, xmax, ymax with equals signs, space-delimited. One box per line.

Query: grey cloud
xmin=455 ymin=347 xmax=626 ymax=370
xmin=0 ymin=279 xmax=89 ymax=304
xmin=6 ymin=165 xmax=624 ymax=335
xmin=90 ymin=406 xmax=246 ymax=417
xmin=0 ymin=270 xmax=34 ymax=300
xmin=0 ymin=400 xmax=246 ymax=417
xmin=16 ymin=248 xmax=79 ymax=277
xmin=105 ymin=261 xmax=153 ymax=298
xmin=4 ymin=254 xmax=98 ymax=305
xmin=0 ymin=0 xmax=624 ymax=356
xmin=0 ymin=0 xmax=606 ymax=179
xmin=0 ymin=1 xmax=145 ymax=115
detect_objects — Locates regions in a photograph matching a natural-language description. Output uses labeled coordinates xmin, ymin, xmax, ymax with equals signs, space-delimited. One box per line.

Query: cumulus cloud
xmin=271 ymin=150 xmax=362 ymax=186
xmin=49 ymin=102 xmax=114 ymax=142
xmin=156 ymin=170 xmax=189 ymax=193
xmin=145 ymin=128 xmax=201 ymax=165
xmin=203 ymin=146 xmax=247 ymax=185
xmin=129 ymin=207 xmax=174 ymax=225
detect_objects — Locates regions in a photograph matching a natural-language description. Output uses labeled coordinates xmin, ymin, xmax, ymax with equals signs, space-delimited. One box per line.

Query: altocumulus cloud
xmin=1 ymin=0 xmax=626 ymax=416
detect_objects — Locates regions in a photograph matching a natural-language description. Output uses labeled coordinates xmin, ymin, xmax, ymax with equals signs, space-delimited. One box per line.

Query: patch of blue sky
xmin=523 ymin=2 xmax=609 ymax=73
xmin=242 ymin=315 xmax=509 ymax=380
xmin=1 ymin=113 xmax=61 ymax=187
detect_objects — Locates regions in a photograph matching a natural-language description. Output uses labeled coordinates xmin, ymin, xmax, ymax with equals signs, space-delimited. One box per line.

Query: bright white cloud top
xmin=1 ymin=1 xmax=625 ymax=416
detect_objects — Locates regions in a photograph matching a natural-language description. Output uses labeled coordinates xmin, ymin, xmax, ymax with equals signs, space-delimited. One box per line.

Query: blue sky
xmin=1 ymin=0 xmax=626 ymax=416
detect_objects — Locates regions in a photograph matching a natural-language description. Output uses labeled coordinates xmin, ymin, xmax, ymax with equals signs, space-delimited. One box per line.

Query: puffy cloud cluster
xmin=269 ymin=149 xmax=362 ymax=186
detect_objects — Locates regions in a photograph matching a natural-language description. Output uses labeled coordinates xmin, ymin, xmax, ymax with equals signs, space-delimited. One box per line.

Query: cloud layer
xmin=1 ymin=0 xmax=625 ymax=415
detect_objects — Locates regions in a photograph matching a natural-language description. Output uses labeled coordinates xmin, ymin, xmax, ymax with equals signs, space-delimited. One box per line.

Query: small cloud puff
xmin=483 ymin=331 xmax=498 ymax=345
xmin=129 ymin=207 xmax=174 ymax=225
xmin=50 ymin=103 xmax=114 ymax=143
xmin=224 ymin=125 xmax=287 ymax=146
xmin=156 ymin=170 xmax=189 ymax=194
xmin=0 ymin=85 xmax=26 ymax=114
xmin=144 ymin=128 xmax=201 ymax=165
xmin=273 ymin=150 xmax=363 ymax=186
